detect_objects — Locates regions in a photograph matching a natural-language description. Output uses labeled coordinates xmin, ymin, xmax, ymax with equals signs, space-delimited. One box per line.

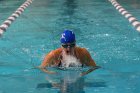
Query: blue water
xmin=0 ymin=0 xmax=140 ymax=93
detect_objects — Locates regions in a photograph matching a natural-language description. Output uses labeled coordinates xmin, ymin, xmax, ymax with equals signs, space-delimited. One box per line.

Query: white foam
xmin=61 ymin=52 xmax=82 ymax=68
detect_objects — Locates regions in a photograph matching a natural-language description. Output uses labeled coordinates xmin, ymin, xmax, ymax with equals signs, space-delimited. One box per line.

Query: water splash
xmin=61 ymin=54 xmax=82 ymax=68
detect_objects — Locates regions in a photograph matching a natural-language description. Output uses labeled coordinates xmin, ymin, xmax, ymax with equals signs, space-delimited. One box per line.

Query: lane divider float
xmin=0 ymin=0 xmax=33 ymax=36
xmin=109 ymin=0 xmax=140 ymax=32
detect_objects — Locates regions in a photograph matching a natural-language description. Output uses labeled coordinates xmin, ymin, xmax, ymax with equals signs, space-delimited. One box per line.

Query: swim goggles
xmin=61 ymin=43 xmax=75 ymax=48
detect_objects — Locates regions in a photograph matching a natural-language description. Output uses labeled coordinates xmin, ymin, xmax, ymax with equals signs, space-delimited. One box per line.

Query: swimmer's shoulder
xmin=46 ymin=48 xmax=62 ymax=59
xmin=51 ymin=48 xmax=62 ymax=55
xmin=75 ymin=46 xmax=87 ymax=52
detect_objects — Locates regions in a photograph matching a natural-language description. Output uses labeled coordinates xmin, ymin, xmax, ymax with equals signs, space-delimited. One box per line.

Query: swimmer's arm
xmin=80 ymin=49 xmax=101 ymax=76
xmin=37 ymin=66 xmax=56 ymax=74
xmin=38 ymin=51 xmax=57 ymax=74
xmin=80 ymin=65 xmax=101 ymax=76
xmin=80 ymin=59 xmax=101 ymax=76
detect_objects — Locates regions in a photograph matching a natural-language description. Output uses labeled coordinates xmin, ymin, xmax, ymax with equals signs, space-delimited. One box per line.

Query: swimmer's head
xmin=60 ymin=30 xmax=75 ymax=44
xmin=60 ymin=30 xmax=76 ymax=55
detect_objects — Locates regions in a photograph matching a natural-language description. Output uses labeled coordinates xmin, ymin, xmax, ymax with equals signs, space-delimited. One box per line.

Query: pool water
xmin=0 ymin=0 xmax=140 ymax=93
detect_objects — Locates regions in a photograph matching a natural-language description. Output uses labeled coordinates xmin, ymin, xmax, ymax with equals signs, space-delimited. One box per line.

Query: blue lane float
xmin=109 ymin=0 xmax=140 ymax=32
xmin=0 ymin=0 xmax=33 ymax=36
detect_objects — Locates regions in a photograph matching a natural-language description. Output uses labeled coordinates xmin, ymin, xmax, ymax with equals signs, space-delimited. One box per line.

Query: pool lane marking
xmin=109 ymin=0 xmax=140 ymax=32
xmin=0 ymin=0 xmax=33 ymax=36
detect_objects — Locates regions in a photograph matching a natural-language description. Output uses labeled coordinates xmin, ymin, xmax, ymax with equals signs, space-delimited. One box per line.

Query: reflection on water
xmin=58 ymin=0 xmax=78 ymax=26
xmin=131 ymin=0 xmax=140 ymax=8
xmin=53 ymin=0 xmax=79 ymax=45
xmin=62 ymin=0 xmax=77 ymax=16
xmin=118 ymin=0 xmax=140 ymax=8
xmin=37 ymin=70 xmax=106 ymax=93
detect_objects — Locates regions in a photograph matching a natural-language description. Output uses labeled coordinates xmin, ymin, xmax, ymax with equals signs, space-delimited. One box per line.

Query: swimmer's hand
xmin=80 ymin=66 xmax=101 ymax=76
xmin=36 ymin=66 xmax=57 ymax=74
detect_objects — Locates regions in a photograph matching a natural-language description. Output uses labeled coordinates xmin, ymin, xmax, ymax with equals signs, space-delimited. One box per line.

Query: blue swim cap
xmin=60 ymin=30 xmax=75 ymax=44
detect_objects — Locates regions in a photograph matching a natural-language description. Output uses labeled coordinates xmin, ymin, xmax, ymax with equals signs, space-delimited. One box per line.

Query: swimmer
xmin=38 ymin=30 xmax=100 ymax=76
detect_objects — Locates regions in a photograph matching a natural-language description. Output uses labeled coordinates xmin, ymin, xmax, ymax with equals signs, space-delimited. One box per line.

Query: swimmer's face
xmin=61 ymin=43 xmax=76 ymax=55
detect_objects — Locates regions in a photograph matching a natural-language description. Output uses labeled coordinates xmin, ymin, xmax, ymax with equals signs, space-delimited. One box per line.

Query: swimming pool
xmin=0 ymin=0 xmax=140 ymax=93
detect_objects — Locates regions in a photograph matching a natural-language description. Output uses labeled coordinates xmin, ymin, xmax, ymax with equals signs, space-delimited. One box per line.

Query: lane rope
xmin=0 ymin=0 xmax=33 ymax=36
xmin=109 ymin=0 xmax=140 ymax=32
